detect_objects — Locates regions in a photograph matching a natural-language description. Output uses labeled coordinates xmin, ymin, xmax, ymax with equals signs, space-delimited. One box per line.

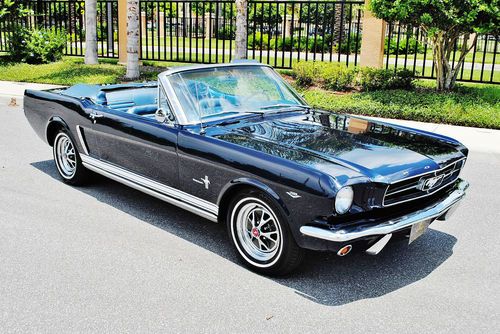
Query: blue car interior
xmin=61 ymin=80 xmax=241 ymax=120
xmin=62 ymin=83 xmax=159 ymax=117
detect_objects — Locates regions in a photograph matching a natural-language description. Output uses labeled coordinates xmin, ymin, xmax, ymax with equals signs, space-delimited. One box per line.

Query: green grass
xmin=0 ymin=57 xmax=125 ymax=85
xmin=299 ymin=80 xmax=500 ymax=129
xmin=388 ymin=50 xmax=497 ymax=65
xmin=0 ymin=57 xmax=191 ymax=85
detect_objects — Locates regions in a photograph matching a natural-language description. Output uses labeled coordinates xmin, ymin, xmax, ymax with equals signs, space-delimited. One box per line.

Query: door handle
xmin=89 ymin=112 xmax=104 ymax=123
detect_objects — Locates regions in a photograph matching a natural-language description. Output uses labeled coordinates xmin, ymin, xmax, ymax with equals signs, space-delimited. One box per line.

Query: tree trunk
xmin=84 ymin=0 xmax=98 ymax=65
xmin=234 ymin=0 xmax=248 ymax=59
xmin=431 ymin=32 xmax=477 ymax=91
xmin=333 ymin=3 xmax=343 ymax=47
xmin=126 ymin=0 xmax=140 ymax=80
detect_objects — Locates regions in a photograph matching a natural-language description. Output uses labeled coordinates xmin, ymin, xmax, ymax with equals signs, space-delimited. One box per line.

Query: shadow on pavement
xmin=31 ymin=159 xmax=457 ymax=307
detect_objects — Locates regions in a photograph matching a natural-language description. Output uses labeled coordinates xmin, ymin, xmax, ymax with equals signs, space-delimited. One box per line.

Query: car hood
xmin=216 ymin=111 xmax=467 ymax=183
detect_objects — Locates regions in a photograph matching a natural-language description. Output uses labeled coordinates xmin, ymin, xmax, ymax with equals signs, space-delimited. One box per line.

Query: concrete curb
xmin=1 ymin=80 xmax=498 ymax=154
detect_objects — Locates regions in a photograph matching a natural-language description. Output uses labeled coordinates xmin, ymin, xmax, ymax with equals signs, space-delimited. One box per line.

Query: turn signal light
xmin=337 ymin=245 xmax=352 ymax=256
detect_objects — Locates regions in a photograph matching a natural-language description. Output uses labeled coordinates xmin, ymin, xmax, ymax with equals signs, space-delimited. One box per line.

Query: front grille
xmin=383 ymin=158 xmax=465 ymax=206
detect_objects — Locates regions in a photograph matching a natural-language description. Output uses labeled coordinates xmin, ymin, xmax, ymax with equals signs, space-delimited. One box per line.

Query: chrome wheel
xmin=54 ymin=133 xmax=77 ymax=179
xmin=234 ymin=199 xmax=282 ymax=263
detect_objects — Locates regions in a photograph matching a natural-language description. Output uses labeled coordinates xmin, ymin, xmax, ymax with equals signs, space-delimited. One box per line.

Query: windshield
xmin=167 ymin=65 xmax=307 ymax=123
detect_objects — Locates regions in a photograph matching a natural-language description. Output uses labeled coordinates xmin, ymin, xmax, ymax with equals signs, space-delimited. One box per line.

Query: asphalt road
xmin=1 ymin=97 xmax=499 ymax=333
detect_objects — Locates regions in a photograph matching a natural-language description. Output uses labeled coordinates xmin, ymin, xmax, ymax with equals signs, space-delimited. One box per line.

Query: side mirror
xmin=155 ymin=108 xmax=167 ymax=123
xmin=155 ymin=108 xmax=175 ymax=124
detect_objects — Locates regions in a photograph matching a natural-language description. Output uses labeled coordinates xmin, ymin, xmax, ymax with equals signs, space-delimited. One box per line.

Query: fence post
xmin=141 ymin=11 xmax=146 ymax=37
xmin=159 ymin=11 xmax=165 ymax=38
xmin=360 ymin=0 xmax=386 ymax=68
xmin=205 ymin=13 xmax=212 ymax=39
xmin=284 ymin=15 xmax=292 ymax=38
xmin=118 ymin=0 xmax=128 ymax=64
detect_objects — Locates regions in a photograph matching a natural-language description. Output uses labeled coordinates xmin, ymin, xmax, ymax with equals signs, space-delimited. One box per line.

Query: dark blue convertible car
xmin=24 ymin=62 xmax=469 ymax=275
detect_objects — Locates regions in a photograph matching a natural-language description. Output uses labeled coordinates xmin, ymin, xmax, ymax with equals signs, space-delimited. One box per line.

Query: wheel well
xmin=217 ymin=183 xmax=289 ymax=223
xmin=217 ymin=184 xmax=255 ymax=223
xmin=46 ymin=121 xmax=64 ymax=146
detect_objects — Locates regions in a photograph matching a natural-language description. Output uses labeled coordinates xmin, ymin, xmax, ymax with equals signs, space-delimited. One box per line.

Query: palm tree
xmin=84 ymin=0 xmax=98 ymax=64
xmin=126 ymin=0 xmax=140 ymax=79
xmin=234 ymin=0 xmax=248 ymax=59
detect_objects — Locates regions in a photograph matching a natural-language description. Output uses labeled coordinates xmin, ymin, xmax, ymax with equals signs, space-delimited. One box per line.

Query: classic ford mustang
xmin=24 ymin=62 xmax=469 ymax=275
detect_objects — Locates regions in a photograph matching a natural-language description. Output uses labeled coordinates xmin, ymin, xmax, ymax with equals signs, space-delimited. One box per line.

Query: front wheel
xmin=227 ymin=190 xmax=304 ymax=276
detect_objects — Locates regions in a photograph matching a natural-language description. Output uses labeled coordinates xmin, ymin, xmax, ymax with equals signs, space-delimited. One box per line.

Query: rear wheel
xmin=227 ymin=189 xmax=304 ymax=275
xmin=53 ymin=131 xmax=90 ymax=185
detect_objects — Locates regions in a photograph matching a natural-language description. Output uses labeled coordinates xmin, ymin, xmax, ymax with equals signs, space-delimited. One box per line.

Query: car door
xmin=80 ymin=86 xmax=179 ymax=188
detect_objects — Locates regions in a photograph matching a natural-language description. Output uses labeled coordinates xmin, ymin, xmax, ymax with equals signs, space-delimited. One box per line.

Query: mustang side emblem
xmin=286 ymin=191 xmax=301 ymax=199
xmin=418 ymin=174 xmax=444 ymax=191
xmin=193 ymin=175 xmax=211 ymax=189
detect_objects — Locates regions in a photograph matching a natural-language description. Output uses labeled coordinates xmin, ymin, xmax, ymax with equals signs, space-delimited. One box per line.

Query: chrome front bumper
xmin=300 ymin=179 xmax=469 ymax=243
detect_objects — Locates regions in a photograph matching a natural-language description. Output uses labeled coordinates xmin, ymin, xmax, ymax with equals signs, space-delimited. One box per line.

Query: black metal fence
xmin=385 ymin=23 xmax=499 ymax=84
xmin=0 ymin=0 xmax=498 ymax=84
xmin=139 ymin=0 xmax=236 ymax=63
xmin=0 ymin=0 xmax=119 ymax=58
xmin=138 ymin=0 xmax=364 ymax=67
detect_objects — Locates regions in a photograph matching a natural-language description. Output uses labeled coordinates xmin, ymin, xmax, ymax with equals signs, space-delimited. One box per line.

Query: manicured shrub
xmin=293 ymin=61 xmax=321 ymax=87
xmin=320 ymin=63 xmax=357 ymax=91
xmin=270 ymin=36 xmax=294 ymax=51
xmin=301 ymin=36 xmax=331 ymax=53
xmin=310 ymin=36 xmax=331 ymax=53
xmin=269 ymin=36 xmax=329 ymax=53
xmin=390 ymin=68 xmax=416 ymax=89
xmin=248 ymin=32 xmax=269 ymax=49
xmin=357 ymin=67 xmax=393 ymax=91
xmin=292 ymin=61 xmax=415 ymax=91
xmin=336 ymin=34 xmax=362 ymax=54
xmin=10 ymin=27 xmax=67 ymax=64
xmin=358 ymin=67 xmax=415 ymax=91
xmin=384 ymin=36 xmax=425 ymax=55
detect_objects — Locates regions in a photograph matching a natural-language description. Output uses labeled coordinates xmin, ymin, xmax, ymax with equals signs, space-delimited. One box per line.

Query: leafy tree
xmin=370 ymin=0 xmax=500 ymax=91
xmin=190 ymin=1 xmax=233 ymax=18
xmin=0 ymin=0 xmax=31 ymax=20
xmin=248 ymin=3 xmax=282 ymax=37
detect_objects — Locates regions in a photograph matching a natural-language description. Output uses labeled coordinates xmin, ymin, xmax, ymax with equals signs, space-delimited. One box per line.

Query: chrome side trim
xmin=75 ymin=125 xmax=89 ymax=155
xmin=80 ymin=155 xmax=219 ymax=222
xmin=300 ymin=179 xmax=468 ymax=243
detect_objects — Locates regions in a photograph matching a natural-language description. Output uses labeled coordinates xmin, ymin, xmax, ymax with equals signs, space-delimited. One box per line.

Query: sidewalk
xmin=0 ymin=81 xmax=63 ymax=97
xmin=363 ymin=116 xmax=500 ymax=154
xmin=1 ymin=80 xmax=498 ymax=154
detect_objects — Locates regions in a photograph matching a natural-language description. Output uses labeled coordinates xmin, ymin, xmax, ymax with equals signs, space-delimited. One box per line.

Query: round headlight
xmin=335 ymin=186 xmax=354 ymax=214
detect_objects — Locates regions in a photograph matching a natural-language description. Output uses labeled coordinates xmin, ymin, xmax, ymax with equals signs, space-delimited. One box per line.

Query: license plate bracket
xmin=409 ymin=219 xmax=432 ymax=244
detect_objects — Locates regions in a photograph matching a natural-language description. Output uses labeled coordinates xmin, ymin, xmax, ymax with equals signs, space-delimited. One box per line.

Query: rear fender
xmin=46 ymin=116 xmax=71 ymax=146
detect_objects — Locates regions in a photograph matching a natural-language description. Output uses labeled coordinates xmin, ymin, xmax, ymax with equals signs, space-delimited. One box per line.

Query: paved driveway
xmin=0 ymin=96 xmax=499 ymax=332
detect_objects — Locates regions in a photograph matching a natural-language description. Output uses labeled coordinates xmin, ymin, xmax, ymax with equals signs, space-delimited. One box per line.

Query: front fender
xmin=218 ymin=177 xmax=290 ymax=216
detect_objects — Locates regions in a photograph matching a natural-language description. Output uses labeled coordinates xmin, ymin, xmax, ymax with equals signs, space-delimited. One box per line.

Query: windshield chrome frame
xmin=157 ymin=63 xmax=309 ymax=126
